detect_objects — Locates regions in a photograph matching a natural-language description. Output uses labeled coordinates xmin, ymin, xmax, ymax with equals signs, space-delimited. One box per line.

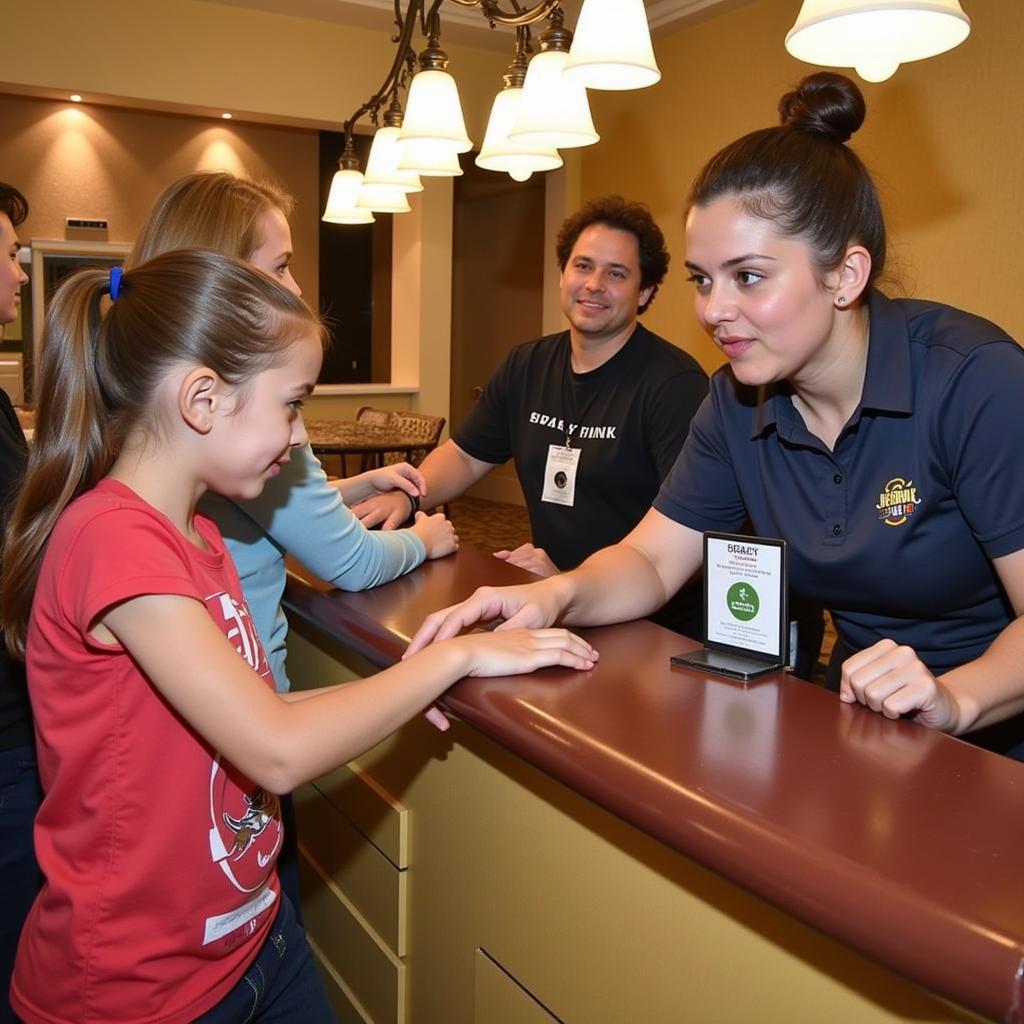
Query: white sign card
xmin=671 ymin=532 xmax=788 ymax=681
xmin=705 ymin=534 xmax=784 ymax=656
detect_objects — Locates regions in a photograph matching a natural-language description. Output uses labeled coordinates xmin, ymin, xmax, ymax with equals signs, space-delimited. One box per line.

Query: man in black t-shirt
xmin=353 ymin=196 xmax=709 ymax=634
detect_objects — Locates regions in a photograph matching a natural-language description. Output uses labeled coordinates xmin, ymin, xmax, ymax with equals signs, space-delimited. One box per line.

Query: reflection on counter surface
xmin=283 ymin=545 xmax=1023 ymax=1024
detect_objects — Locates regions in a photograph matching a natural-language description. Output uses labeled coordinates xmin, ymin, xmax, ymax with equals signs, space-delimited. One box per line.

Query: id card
xmin=541 ymin=445 xmax=581 ymax=506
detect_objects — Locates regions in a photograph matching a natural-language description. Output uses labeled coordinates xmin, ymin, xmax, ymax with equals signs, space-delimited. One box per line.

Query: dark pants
xmin=0 ymin=746 xmax=43 ymax=1024
xmin=193 ymin=894 xmax=334 ymax=1024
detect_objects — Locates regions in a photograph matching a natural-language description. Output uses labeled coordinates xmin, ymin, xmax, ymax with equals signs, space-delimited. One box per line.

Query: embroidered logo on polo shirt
xmin=875 ymin=477 xmax=922 ymax=527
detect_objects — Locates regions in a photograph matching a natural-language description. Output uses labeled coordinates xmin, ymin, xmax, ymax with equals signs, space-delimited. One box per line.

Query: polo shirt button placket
xmin=825 ymin=460 xmax=847 ymax=544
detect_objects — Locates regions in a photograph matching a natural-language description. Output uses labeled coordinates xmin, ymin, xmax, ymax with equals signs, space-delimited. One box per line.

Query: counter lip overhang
xmin=284 ymin=548 xmax=1024 ymax=1023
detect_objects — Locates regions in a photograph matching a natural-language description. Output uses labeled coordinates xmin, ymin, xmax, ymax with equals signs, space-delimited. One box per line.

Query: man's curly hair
xmin=555 ymin=195 xmax=669 ymax=314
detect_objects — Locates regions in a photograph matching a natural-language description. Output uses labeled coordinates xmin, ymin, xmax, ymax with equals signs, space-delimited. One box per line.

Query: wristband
xmin=405 ymin=491 xmax=421 ymax=522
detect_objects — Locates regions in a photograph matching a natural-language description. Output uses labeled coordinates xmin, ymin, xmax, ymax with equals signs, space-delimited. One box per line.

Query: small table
xmin=304 ymin=418 xmax=436 ymax=474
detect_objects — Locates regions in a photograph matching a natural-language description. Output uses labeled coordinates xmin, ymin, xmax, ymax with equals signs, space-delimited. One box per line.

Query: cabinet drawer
xmin=295 ymin=781 xmax=407 ymax=956
xmin=313 ymin=759 xmax=408 ymax=869
xmin=300 ymin=855 xmax=406 ymax=1024
xmin=474 ymin=949 xmax=562 ymax=1024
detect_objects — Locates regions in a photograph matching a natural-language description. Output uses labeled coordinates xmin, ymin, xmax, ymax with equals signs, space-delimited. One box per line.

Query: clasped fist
xmin=839 ymin=638 xmax=959 ymax=732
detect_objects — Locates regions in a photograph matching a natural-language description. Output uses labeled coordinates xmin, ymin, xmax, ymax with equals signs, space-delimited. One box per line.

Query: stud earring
xmin=837 ymin=296 xmax=847 ymax=306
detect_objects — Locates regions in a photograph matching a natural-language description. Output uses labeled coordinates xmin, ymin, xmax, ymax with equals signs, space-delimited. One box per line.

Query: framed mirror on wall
xmin=28 ymin=239 xmax=131 ymax=406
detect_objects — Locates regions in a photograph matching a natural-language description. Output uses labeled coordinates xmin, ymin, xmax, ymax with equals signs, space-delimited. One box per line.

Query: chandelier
xmin=323 ymin=0 xmax=661 ymax=224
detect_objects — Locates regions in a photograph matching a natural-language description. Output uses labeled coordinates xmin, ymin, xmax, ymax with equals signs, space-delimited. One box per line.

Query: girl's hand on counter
xmin=410 ymin=511 xmax=458 ymax=559
xmin=403 ymin=580 xmax=567 ymax=657
xmin=839 ymin=638 xmax=960 ymax=731
xmin=450 ymin=628 xmax=597 ymax=677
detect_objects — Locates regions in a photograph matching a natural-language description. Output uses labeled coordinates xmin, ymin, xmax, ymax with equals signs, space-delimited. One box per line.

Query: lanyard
xmin=561 ymin=337 xmax=603 ymax=449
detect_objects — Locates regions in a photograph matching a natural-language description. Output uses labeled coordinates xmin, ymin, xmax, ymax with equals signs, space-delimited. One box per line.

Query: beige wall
xmin=580 ymin=0 xmax=1024 ymax=373
xmin=4 ymin=0 xmax=513 ymax=421
xmin=3 ymin=0 xmax=505 ymax=140
xmin=0 ymin=93 xmax=320 ymax=310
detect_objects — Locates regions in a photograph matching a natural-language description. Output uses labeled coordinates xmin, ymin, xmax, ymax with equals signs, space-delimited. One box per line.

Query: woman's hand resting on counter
xmin=493 ymin=543 xmax=559 ymax=578
xmin=839 ymin=638 xmax=960 ymax=731
xmin=404 ymin=578 xmax=569 ymax=658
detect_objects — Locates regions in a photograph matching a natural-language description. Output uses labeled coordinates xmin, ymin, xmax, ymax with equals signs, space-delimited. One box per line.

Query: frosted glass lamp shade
xmin=363 ymin=127 xmax=423 ymax=193
xmin=476 ymin=88 xmax=563 ymax=179
xmin=785 ymin=0 xmax=971 ymax=83
xmin=322 ymin=168 xmax=374 ymax=224
xmin=397 ymin=138 xmax=464 ymax=177
xmin=564 ymin=0 xmax=661 ymax=90
xmin=356 ymin=184 xmax=412 ymax=214
xmin=399 ymin=69 xmax=472 ymax=153
xmin=509 ymin=50 xmax=599 ymax=150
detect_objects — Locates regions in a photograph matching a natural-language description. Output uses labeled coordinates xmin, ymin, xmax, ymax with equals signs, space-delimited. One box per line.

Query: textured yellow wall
xmin=2 ymin=0 xmax=507 ymax=140
xmin=0 ymin=93 xmax=319 ymax=308
xmin=580 ymin=0 xmax=1024 ymax=373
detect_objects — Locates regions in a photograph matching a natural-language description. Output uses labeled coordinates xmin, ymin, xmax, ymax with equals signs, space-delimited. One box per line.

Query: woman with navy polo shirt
xmin=405 ymin=72 xmax=1024 ymax=760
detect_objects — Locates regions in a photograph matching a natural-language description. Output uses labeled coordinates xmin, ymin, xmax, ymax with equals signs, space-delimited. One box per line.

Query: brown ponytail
xmin=1 ymin=249 xmax=323 ymax=656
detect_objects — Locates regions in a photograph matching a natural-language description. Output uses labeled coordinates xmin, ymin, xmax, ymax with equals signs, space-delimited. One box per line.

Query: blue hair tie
xmin=108 ymin=266 xmax=123 ymax=301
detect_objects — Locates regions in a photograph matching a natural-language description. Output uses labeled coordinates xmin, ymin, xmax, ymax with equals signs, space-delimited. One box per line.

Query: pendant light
xmin=362 ymin=96 xmax=423 ymax=195
xmin=398 ymin=16 xmax=472 ymax=153
xmin=564 ymin=0 xmax=661 ymax=90
xmin=397 ymin=138 xmax=465 ymax=177
xmin=510 ymin=9 xmax=599 ymax=150
xmin=785 ymin=0 xmax=971 ymax=83
xmin=322 ymin=142 xmax=374 ymax=225
xmin=476 ymin=47 xmax=563 ymax=182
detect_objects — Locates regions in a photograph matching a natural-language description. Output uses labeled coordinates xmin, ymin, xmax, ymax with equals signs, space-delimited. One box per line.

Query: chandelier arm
xmin=343 ymin=0 xmax=423 ymax=141
xmin=444 ymin=0 xmax=561 ymax=26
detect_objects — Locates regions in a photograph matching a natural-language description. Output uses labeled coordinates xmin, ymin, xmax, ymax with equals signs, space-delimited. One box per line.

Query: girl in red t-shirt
xmin=0 ymin=250 xmax=598 ymax=1024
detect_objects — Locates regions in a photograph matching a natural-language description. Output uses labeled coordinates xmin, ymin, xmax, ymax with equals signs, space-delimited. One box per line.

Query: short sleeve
xmin=654 ymin=383 xmax=748 ymax=532
xmin=60 ymin=508 xmax=205 ymax=635
xmin=452 ymin=352 xmax=515 ymax=466
xmin=936 ymin=342 xmax=1024 ymax=558
xmin=645 ymin=370 xmax=710 ymax=481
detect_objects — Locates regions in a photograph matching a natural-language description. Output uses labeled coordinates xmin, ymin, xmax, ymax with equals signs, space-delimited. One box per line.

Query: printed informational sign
xmin=670 ymin=532 xmax=788 ymax=681
xmin=705 ymin=534 xmax=784 ymax=657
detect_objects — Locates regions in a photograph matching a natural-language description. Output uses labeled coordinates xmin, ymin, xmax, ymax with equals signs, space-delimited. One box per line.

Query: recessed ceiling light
xmin=69 ymin=94 xmax=83 ymax=103
xmin=221 ymin=112 xmax=233 ymax=120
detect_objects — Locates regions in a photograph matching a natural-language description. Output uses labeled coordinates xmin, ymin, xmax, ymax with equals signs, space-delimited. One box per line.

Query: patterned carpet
xmin=447 ymin=495 xmax=532 ymax=554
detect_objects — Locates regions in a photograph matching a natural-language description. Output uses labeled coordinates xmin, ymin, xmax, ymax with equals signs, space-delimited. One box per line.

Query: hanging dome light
xmin=785 ymin=0 xmax=971 ymax=83
xmin=399 ymin=28 xmax=472 ymax=153
xmin=322 ymin=145 xmax=374 ymax=224
xmin=510 ymin=10 xmax=599 ymax=150
xmin=363 ymin=107 xmax=423 ymax=194
xmin=357 ymin=184 xmax=412 ymax=214
xmin=564 ymin=0 xmax=661 ymax=90
xmin=476 ymin=51 xmax=563 ymax=182
xmin=397 ymin=138 xmax=465 ymax=177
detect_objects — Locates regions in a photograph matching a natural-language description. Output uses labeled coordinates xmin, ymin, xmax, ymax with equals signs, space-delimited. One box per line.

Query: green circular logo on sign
xmin=727 ymin=581 xmax=759 ymax=621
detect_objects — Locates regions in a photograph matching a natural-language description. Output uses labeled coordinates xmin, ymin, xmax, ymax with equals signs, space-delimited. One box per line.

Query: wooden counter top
xmin=284 ymin=546 xmax=1024 ymax=1023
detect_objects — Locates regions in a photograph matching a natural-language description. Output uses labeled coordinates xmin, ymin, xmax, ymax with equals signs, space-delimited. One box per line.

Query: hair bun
xmin=778 ymin=72 xmax=866 ymax=144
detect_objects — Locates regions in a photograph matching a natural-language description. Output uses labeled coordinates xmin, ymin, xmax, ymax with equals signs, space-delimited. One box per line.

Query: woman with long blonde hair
xmin=0 ymin=248 xmax=596 ymax=1023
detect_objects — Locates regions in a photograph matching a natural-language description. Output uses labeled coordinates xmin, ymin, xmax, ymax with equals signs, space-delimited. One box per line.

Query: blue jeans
xmin=193 ymin=893 xmax=334 ymax=1024
xmin=0 ymin=746 xmax=43 ymax=1024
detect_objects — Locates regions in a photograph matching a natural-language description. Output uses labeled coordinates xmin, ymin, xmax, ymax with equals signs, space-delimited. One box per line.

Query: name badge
xmin=541 ymin=444 xmax=581 ymax=506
